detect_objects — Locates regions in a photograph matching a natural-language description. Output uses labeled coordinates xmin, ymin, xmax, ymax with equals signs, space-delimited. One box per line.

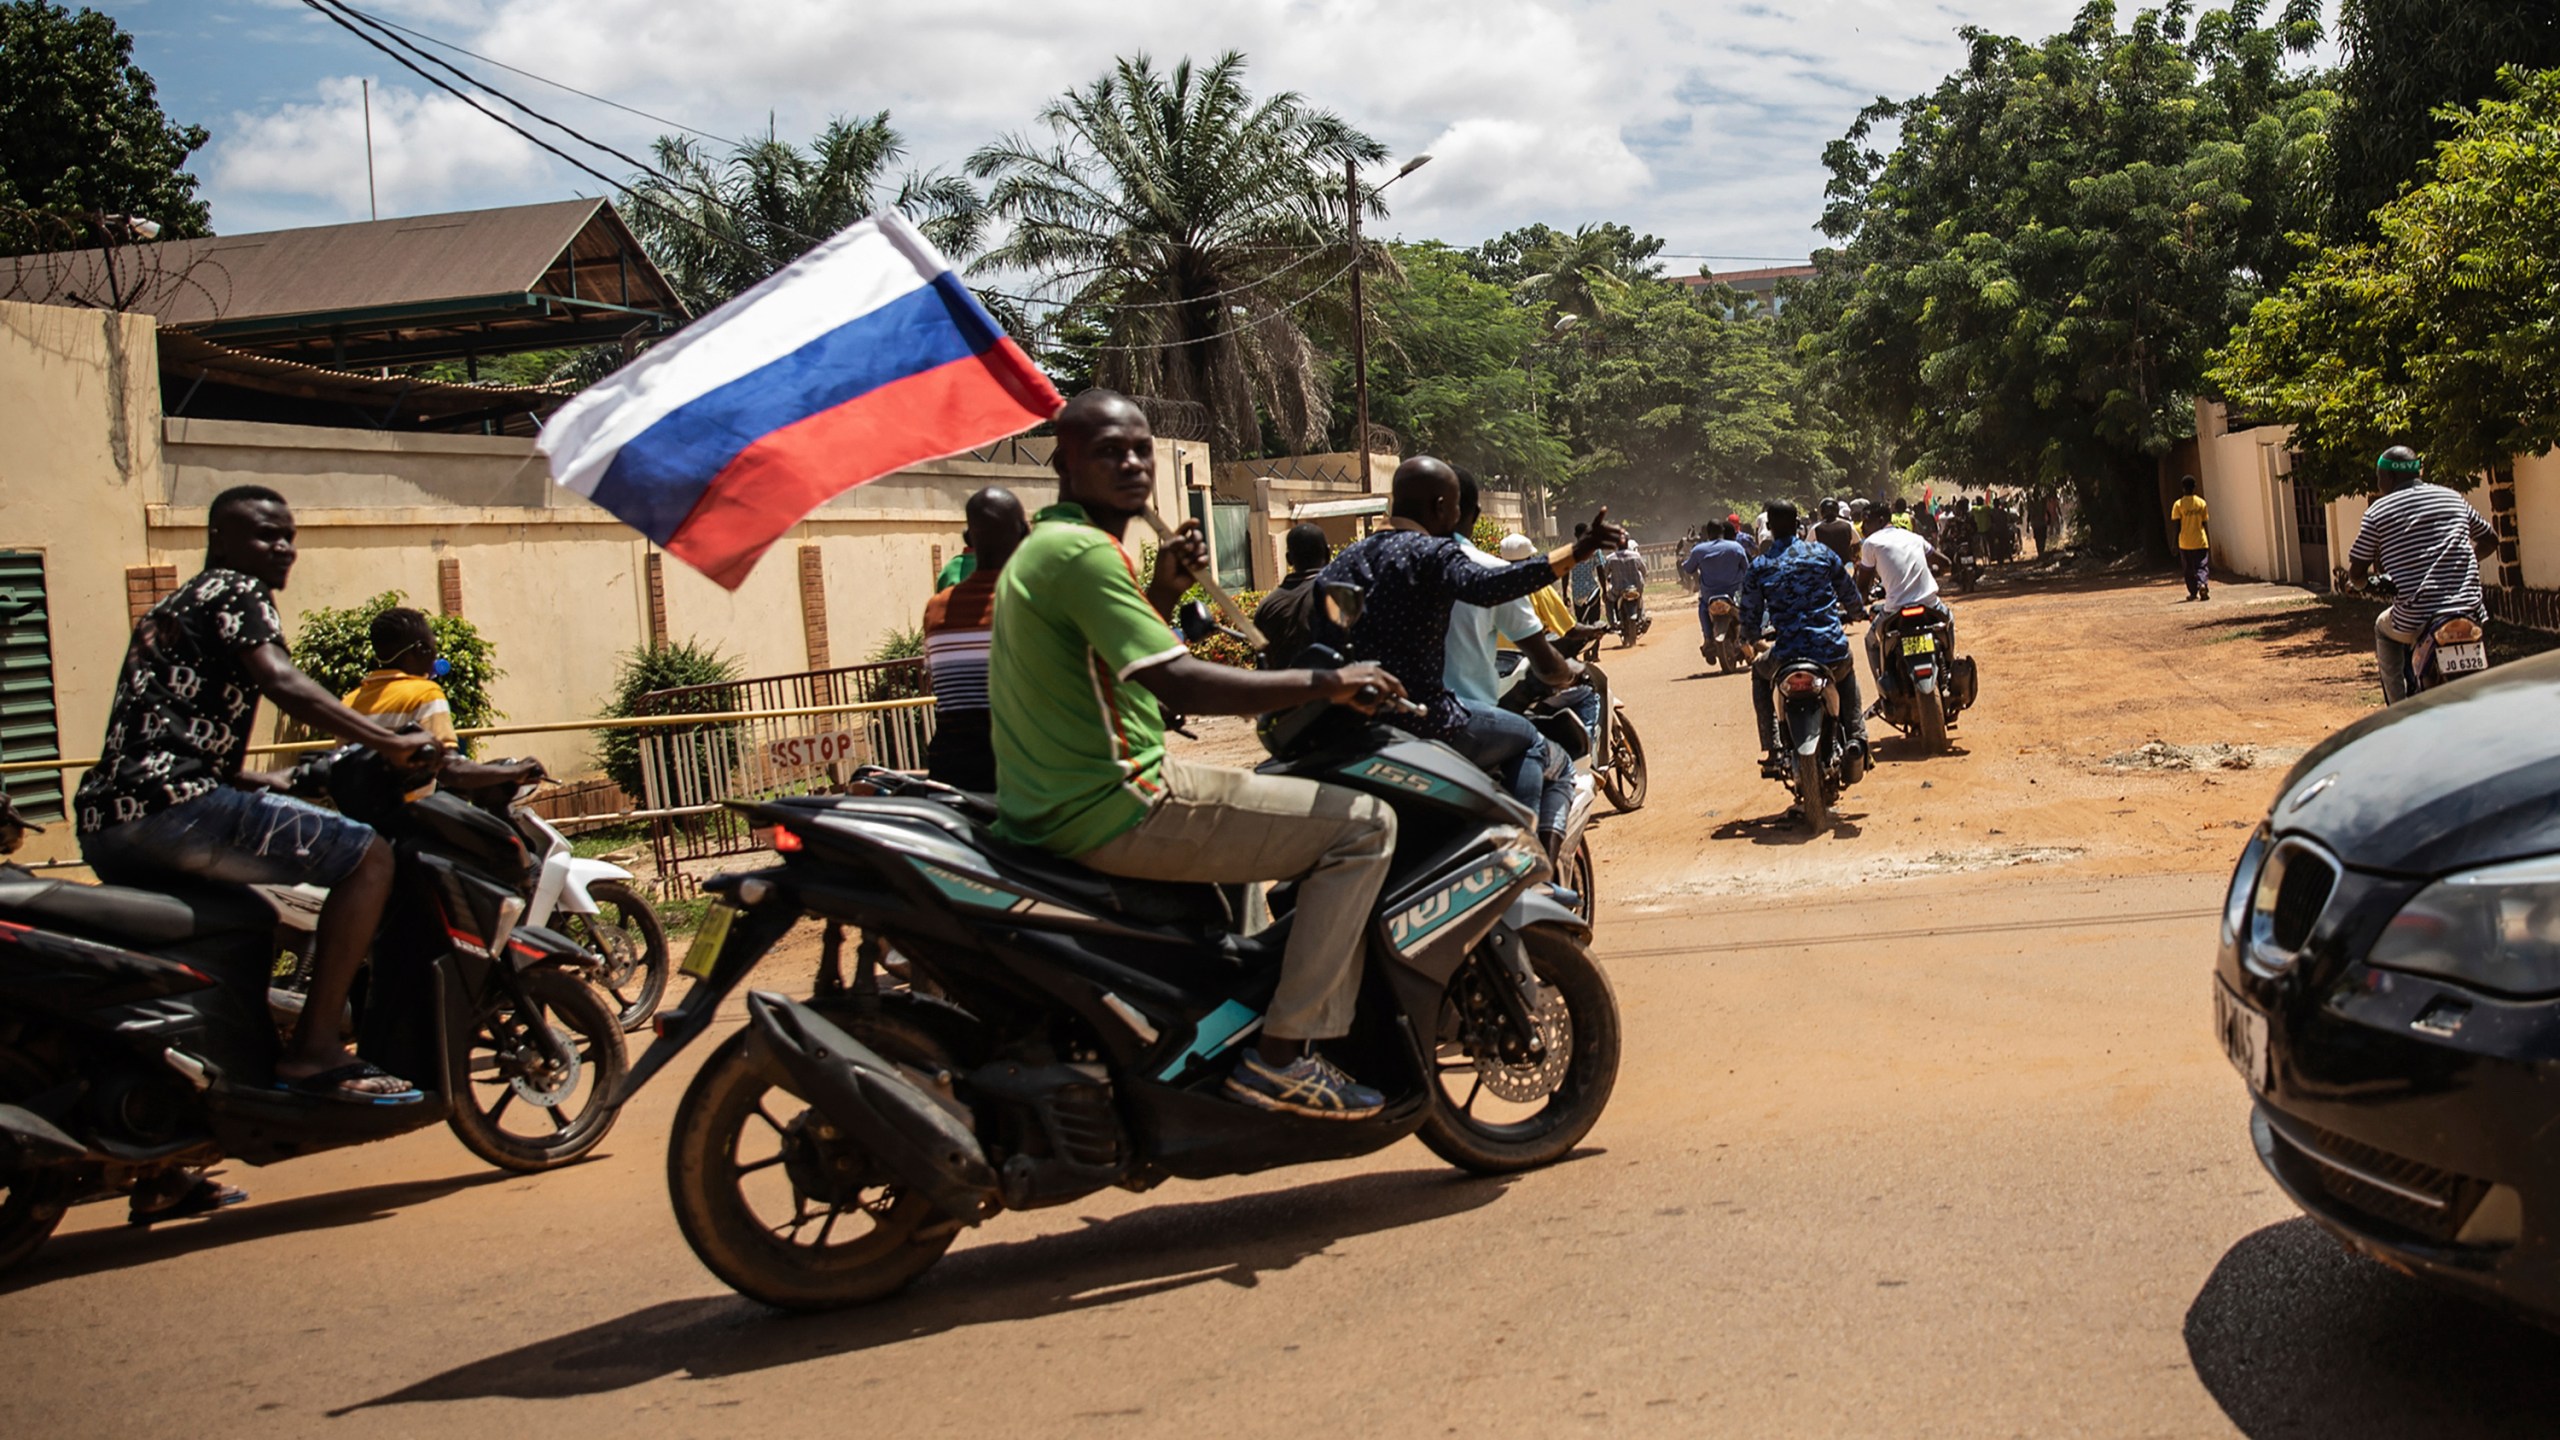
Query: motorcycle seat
xmin=0 ymin=875 xmax=275 ymax=948
xmin=978 ymin=841 xmax=1237 ymax=931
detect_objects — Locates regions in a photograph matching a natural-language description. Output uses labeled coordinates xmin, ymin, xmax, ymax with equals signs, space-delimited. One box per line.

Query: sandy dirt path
xmin=8 ymin=566 xmax=2556 ymax=1438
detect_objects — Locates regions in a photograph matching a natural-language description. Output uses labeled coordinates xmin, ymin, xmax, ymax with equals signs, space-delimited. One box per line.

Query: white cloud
xmin=208 ymin=74 xmax=552 ymax=226
xmin=198 ymin=1 xmax=2187 ymax=256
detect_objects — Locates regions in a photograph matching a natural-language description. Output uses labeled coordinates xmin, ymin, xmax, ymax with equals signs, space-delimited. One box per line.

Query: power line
xmin=298 ymin=0 xmax=1363 ymax=354
xmin=331 ymin=1 xmax=734 ymax=144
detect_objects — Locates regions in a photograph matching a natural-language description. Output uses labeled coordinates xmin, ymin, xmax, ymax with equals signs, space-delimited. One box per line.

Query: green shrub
xmin=1181 ymin=586 xmax=1264 ymax=669
xmin=288 ymin=591 xmax=501 ymax=754
xmin=597 ymin=639 xmax=742 ymax=801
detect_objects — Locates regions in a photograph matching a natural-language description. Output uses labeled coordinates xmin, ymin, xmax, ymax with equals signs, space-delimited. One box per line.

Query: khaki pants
xmin=1077 ymin=756 xmax=1395 ymax=1041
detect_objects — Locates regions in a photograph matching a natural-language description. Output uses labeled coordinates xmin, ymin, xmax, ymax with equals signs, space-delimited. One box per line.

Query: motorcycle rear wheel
xmin=1916 ymin=687 xmax=1950 ymax=754
xmin=1419 ymin=927 xmax=1620 ymax=1175
xmin=668 ymin=1013 xmax=959 ymax=1311
xmin=447 ymin=965 xmax=628 ymax=1173
xmin=0 ymin=1047 xmax=67 ymax=1274
xmin=1795 ymin=751 xmax=1831 ymax=833
xmin=1598 ymin=712 xmax=1648 ymax=813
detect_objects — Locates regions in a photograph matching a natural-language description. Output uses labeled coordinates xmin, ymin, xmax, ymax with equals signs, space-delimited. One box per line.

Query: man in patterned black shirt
xmin=1739 ymin=500 xmax=1871 ymax=779
xmin=1322 ymin=458 xmax=1624 ymax=853
xmin=77 ymin=487 xmax=438 ymax=1103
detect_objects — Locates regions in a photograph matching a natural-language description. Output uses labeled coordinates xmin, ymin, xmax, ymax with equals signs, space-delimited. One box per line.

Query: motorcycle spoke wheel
xmin=561 ymin=881 xmax=670 ymax=1032
xmin=668 ymin=1017 xmax=959 ymax=1311
xmin=1418 ymin=928 xmax=1620 ymax=1175
xmin=446 ymin=966 xmax=627 ymax=1173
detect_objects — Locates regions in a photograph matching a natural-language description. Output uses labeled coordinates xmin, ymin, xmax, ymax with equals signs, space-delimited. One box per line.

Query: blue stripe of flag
xmin=590 ymin=272 xmax=1003 ymax=543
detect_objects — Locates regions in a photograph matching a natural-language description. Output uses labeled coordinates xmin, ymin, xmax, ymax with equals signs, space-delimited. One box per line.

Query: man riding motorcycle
xmin=987 ymin=390 xmax=1408 ymax=1119
xmin=1739 ymin=501 xmax=1870 ymax=778
xmin=2347 ymin=445 xmax=2500 ymax=703
xmin=1854 ymin=506 xmax=1954 ymax=697
xmin=1681 ymin=520 xmax=1752 ymax=663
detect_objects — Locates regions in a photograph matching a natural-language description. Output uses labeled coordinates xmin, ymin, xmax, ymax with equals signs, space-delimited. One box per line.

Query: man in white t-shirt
xmin=1855 ymin=507 xmax=1952 ymax=697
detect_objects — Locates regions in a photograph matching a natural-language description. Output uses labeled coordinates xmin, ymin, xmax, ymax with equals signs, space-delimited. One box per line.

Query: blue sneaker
xmin=1225 ymin=1052 xmax=1384 ymax=1120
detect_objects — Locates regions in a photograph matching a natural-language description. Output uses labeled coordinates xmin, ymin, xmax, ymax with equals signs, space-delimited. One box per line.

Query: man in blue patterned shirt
xmin=1324 ymin=460 xmax=1624 ymax=853
xmin=1738 ymin=500 xmax=1870 ymax=776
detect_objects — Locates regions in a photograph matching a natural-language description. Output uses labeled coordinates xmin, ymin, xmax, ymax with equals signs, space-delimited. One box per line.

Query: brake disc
xmin=506 ymin=1023 xmax=583 ymax=1107
xmin=1476 ymin=990 xmax=1573 ymax=1103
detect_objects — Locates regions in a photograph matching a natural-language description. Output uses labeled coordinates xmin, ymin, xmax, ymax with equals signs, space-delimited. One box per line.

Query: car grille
xmin=2247 ymin=838 xmax=2340 ymax=972
xmin=2268 ymin=1113 xmax=2491 ymax=1244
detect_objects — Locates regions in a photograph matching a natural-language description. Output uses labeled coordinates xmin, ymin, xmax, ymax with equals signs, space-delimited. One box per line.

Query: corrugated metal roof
xmin=0 ymin=199 xmax=684 ymax=366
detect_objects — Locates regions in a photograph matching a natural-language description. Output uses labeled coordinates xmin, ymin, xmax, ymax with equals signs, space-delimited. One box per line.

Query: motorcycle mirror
xmin=1175 ymin=599 xmax=1219 ymax=644
xmin=1320 ymin=582 xmax=1365 ymax=630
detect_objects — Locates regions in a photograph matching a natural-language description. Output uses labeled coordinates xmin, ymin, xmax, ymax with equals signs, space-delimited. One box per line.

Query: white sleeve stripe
xmin=1115 ymin=644 xmax=1189 ymax=682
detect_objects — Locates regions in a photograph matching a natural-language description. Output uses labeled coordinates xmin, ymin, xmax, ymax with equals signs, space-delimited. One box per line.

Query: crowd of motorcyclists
xmin=7 ymin=396 xmax=2505 ymax=1250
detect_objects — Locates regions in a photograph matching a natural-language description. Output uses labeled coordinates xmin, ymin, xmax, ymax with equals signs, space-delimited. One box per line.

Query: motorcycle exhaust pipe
xmin=743 ymin=992 xmax=1000 ymax=1224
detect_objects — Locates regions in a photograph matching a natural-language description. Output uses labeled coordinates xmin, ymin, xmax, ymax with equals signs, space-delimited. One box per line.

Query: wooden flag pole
xmin=1145 ymin=502 xmax=1268 ymax=652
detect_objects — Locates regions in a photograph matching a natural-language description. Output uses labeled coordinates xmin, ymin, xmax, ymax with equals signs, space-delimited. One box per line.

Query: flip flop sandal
xmin=275 ymin=1060 xmax=424 ymax=1106
xmin=128 ymin=1175 xmax=248 ymax=1226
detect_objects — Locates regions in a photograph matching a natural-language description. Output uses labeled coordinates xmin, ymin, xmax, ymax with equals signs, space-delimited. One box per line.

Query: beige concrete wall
xmin=0 ymin=300 xmax=161 ymax=861
xmin=2513 ymin=449 xmax=2560 ymax=590
xmin=2191 ymin=400 xmax=2290 ymax=583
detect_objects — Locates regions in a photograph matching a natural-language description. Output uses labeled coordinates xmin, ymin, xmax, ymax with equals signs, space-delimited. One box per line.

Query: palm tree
xmin=1514 ymin=223 xmax=1664 ymax=318
xmin=967 ymin=52 xmax=1384 ymax=456
xmin=623 ymin=114 xmax=985 ymax=314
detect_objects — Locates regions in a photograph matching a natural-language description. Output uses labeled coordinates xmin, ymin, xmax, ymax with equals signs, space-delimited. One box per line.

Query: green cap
xmin=2377 ymin=448 xmax=2423 ymax=475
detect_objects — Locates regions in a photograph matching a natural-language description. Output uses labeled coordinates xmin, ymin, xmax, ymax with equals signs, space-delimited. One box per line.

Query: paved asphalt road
xmin=8 ymin=572 xmax=2558 ymax=1437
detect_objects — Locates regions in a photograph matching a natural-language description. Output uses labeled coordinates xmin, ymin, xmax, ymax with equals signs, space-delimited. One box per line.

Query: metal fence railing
xmin=632 ymin=658 xmax=936 ymax=894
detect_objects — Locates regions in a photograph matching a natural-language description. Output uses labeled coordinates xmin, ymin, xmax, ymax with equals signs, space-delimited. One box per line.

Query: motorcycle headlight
xmin=2367 ymin=853 xmax=2560 ymax=996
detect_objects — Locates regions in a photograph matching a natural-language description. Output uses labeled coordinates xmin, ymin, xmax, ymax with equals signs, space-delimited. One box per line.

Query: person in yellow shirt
xmin=342 ymin=608 xmax=540 ymax=794
xmin=2170 ymin=476 xmax=2212 ymax=601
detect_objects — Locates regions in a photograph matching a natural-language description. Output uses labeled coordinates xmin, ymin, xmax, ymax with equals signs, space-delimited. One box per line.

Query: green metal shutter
xmin=0 ymin=551 xmax=63 ymax=821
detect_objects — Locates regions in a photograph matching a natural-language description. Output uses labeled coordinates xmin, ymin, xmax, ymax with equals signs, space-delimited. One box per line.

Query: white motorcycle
xmin=265 ymin=780 xmax=670 ymax=1033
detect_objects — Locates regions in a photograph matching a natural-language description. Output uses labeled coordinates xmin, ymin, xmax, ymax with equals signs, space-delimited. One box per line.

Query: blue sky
xmin=94 ymin=1 xmax=2300 ymax=266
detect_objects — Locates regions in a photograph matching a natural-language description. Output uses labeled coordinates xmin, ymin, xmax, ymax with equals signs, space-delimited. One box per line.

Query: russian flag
xmin=540 ymin=211 xmax=1062 ymax=589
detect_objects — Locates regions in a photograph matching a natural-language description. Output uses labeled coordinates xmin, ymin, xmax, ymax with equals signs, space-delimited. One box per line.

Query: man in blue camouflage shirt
xmin=1738 ymin=500 xmax=1870 ymax=777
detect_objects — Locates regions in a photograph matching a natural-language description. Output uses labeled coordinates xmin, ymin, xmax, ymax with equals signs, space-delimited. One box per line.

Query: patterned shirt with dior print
xmin=75 ymin=567 xmax=284 ymax=835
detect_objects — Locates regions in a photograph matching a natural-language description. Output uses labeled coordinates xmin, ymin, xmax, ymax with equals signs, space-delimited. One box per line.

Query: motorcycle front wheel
xmin=1598 ymin=711 xmax=1648 ymax=813
xmin=667 ymin=1012 xmax=959 ymax=1311
xmin=447 ymin=965 xmax=628 ymax=1172
xmin=559 ymin=879 xmax=671 ymax=1031
xmin=1420 ymin=926 xmax=1620 ymax=1174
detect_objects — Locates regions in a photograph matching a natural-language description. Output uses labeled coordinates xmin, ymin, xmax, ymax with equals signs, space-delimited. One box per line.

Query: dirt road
xmin=8 ymin=567 xmax=2556 ymax=1437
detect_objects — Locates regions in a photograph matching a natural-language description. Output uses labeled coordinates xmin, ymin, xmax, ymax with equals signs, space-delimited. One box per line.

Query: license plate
xmin=2437 ymin=642 xmax=2488 ymax=674
xmin=679 ymin=903 xmax=740 ymax=980
xmin=1900 ymin=634 xmax=1935 ymax=655
xmin=2214 ymin=978 xmax=2270 ymax=1095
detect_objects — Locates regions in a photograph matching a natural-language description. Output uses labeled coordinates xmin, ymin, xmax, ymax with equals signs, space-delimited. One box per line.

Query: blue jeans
xmin=84 ymin=785 xmax=376 ymax=889
xmin=1434 ymin=701 xmax=1572 ymax=838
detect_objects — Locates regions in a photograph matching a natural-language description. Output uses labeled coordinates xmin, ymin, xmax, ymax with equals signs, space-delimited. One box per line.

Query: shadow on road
xmin=1711 ymin=807 xmax=1864 ymax=845
xmin=0 ymin=1168 xmax=509 ymax=1295
xmin=2185 ymin=1218 xmax=2560 ymax=1438
xmin=336 ymin=1164 xmax=1537 ymax=1413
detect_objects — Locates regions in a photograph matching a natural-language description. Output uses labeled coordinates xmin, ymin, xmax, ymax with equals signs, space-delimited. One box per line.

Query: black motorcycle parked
xmin=0 ymin=750 xmax=627 ymax=1273
xmin=628 ymin=666 xmax=1620 ymax=1311
xmin=1868 ymin=605 xmax=1977 ymax=754
xmin=1767 ymin=659 xmax=1865 ymax=833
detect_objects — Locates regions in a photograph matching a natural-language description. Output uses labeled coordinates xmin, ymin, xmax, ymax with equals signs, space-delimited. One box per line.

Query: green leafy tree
xmin=0 ymin=1 xmax=209 ymax=256
xmin=626 ymin=114 xmax=985 ymax=314
xmin=596 ymin=639 xmax=741 ymax=802
xmin=967 ymin=51 xmax=1385 ymax=457
xmin=1505 ymin=222 xmax=1666 ymax=318
xmin=286 ymin=592 xmax=502 ymax=755
xmin=1808 ymin=2 xmax=2332 ymax=554
xmin=2325 ymin=0 xmax=2560 ymax=237
xmin=2215 ymin=65 xmax=2560 ymax=513
xmin=1354 ymin=241 xmax=1569 ymax=490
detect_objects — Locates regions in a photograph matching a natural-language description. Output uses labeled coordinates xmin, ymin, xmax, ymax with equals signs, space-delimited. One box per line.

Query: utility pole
xmin=363 ymin=79 xmax=379 ymax=221
xmin=1346 ymin=157 xmax=1370 ymax=487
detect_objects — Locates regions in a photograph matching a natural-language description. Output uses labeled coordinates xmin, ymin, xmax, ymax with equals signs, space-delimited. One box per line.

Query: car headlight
xmin=2368 ymin=853 xmax=2560 ymax=996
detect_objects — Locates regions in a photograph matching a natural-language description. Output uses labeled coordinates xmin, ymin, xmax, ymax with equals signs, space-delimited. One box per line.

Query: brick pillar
xmin=797 ymin=544 xmax=830 ymax=671
xmin=2489 ymin=471 xmax=2524 ymax=592
xmin=436 ymin=556 xmax=464 ymax=616
xmin=644 ymin=552 xmax=668 ymax=648
xmin=123 ymin=564 xmax=176 ymax=623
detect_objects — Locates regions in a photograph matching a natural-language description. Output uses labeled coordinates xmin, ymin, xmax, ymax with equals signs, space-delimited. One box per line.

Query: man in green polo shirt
xmin=990 ymin=389 xmax=1408 ymax=1119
